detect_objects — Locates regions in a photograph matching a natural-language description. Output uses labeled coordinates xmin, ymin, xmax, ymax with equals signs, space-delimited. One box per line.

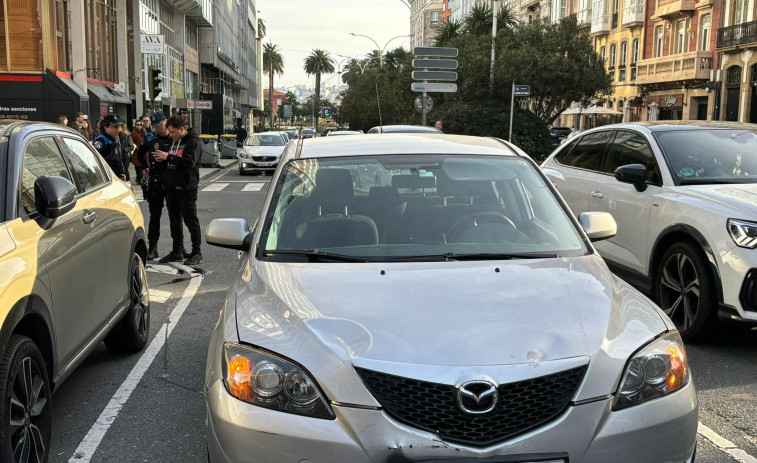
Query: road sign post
xmin=413 ymin=47 xmax=459 ymax=126
xmin=509 ymin=84 xmax=531 ymax=142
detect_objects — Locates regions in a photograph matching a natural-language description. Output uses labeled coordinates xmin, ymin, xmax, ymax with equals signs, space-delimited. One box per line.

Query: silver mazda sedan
xmin=204 ymin=134 xmax=698 ymax=463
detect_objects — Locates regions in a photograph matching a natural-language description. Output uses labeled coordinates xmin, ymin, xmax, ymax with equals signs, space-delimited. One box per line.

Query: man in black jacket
xmin=152 ymin=115 xmax=203 ymax=265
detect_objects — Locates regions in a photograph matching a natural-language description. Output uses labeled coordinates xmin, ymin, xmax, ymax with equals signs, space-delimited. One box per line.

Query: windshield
xmin=259 ymin=155 xmax=587 ymax=261
xmin=656 ymin=129 xmax=757 ymax=185
xmin=302 ymin=129 xmax=315 ymax=135
xmin=245 ymin=134 xmax=285 ymax=147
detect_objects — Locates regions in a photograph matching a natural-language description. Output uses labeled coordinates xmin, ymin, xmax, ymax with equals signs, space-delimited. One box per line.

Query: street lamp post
xmin=348 ymin=33 xmax=411 ymax=68
xmin=490 ymin=0 xmax=498 ymax=92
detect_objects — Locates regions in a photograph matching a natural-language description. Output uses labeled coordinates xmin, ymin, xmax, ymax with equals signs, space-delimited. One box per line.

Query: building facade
xmin=0 ymin=0 xmax=131 ymax=123
xmin=716 ymin=0 xmax=757 ymax=122
xmin=411 ymin=0 xmax=446 ymax=49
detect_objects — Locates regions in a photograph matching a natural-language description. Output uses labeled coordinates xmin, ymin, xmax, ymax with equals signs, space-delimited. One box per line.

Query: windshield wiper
xmin=441 ymin=252 xmax=559 ymax=261
xmin=262 ymin=249 xmax=373 ymax=262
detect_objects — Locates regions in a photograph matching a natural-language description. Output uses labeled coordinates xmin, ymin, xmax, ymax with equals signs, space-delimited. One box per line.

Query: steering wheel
xmin=447 ymin=212 xmax=516 ymax=243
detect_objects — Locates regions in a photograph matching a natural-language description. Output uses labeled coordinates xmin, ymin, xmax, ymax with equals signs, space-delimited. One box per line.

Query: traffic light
xmin=321 ymin=107 xmax=331 ymax=118
xmin=148 ymin=68 xmax=162 ymax=101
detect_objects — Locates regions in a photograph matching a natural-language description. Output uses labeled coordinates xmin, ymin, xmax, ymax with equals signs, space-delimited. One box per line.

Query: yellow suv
xmin=0 ymin=121 xmax=149 ymax=462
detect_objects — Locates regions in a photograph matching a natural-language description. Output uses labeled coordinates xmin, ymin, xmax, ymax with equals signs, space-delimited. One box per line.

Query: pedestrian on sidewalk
xmin=118 ymin=121 xmax=136 ymax=183
xmin=141 ymin=114 xmax=152 ymax=135
xmin=137 ymin=112 xmax=179 ymax=261
xmin=94 ymin=114 xmax=126 ymax=181
xmin=57 ymin=114 xmax=68 ymax=126
xmin=81 ymin=118 xmax=94 ymax=142
xmin=152 ymin=115 xmax=203 ymax=266
xmin=131 ymin=119 xmax=147 ymax=183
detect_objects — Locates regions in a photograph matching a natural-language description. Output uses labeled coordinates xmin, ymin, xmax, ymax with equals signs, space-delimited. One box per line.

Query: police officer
xmin=137 ymin=112 xmax=186 ymax=261
xmin=94 ymin=114 xmax=125 ymax=180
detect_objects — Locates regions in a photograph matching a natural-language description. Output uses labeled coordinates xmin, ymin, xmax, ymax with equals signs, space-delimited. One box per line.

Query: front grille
xmin=252 ymin=156 xmax=277 ymax=162
xmin=355 ymin=365 xmax=586 ymax=446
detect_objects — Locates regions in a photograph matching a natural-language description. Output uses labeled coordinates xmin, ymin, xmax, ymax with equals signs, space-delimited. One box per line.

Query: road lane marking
xmin=201 ymin=182 xmax=229 ymax=192
xmin=205 ymin=167 xmax=233 ymax=184
xmin=145 ymin=264 xmax=180 ymax=275
xmin=698 ymin=422 xmax=757 ymax=463
xmin=148 ymin=289 xmax=171 ymax=304
xmin=69 ymin=264 xmax=203 ymax=462
xmin=242 ymin=183 xmax=265 ymax=192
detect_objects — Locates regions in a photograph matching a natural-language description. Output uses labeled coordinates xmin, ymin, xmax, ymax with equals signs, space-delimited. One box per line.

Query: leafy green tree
xmin=494 ymin=16 xmax=612 ymax=124
xmin=496 ymin=4 xmax=519 ymax=30
xmin=263 ymin=42 xmax=284 ymax=129
xmin=277 ymin=91 xmax=300 ymax=123
xmin=303 ymin=49 xmax=336 ymax=130
xmin=258 ymin=19 xmax=266 ymax=39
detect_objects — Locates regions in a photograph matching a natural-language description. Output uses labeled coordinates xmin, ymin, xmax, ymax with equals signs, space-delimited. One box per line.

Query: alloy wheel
xmin=132 ymin=258 xmax=150 ymax=337
xmin=659 ymin=252 xmax=700 ymax=333
xmin=8 ymin=357 xmax=48 ymax=463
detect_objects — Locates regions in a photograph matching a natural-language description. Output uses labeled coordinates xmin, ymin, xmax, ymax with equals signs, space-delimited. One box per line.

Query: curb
xmin=199 ymin=159 xmax=238 ymax=181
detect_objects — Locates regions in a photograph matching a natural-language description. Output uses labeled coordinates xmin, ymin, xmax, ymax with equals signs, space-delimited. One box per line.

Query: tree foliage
xmin=303 ymin=49 xmax=336 ymax=130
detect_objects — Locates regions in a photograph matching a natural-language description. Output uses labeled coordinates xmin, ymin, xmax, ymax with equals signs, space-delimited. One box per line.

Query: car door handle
xmin=82 ymin=210 xmax=97 ymax=225
xmin=591 ymin=191 xmax=604 ymax=199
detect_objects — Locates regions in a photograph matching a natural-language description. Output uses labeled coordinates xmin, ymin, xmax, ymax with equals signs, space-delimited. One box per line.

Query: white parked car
xmin=203 ymin=134 xmax=697 ymax=463
xmin=542 ymin=121 xmax=757 ymax=340
xmin=238 ymin=132 xmax=288 ymax=175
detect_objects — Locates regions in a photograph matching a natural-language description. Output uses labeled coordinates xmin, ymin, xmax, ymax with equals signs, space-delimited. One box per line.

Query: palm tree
xmin=497 ymin=4 xmax=519 ymax=30
xmin=303 ymin=49 xmax=335 ymax=130
xmin=341 ymin=58 xmax=367 ymax=84
xmin=263 ymin=42 xmax=284 ymax=129
xmin=383 ymin=47 xmax=410 ymax=70
xmin=464 ymin=3 xmax=493 ymax=36
xmin=435 ymin=18 xmax=462 ymax=46
xmin=258 ymin=19 xmax=267 ymax=39
xmin=365 ymin=50 xmax=382 ymax=69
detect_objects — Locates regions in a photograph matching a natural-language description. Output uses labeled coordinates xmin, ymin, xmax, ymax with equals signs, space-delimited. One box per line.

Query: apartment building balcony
xmin=635 ymin=50 xmax=713 ymax=85
xmin=622 ymin=1 xmax=645 ymax=27
xmin=717 ymin=21 xmax=757 ymax=50
xmin=576 ymin=8 xmax=592 ymax=27
xmin=652 ymin=0 xmax=695 ymax=19
xmin=591 ymin=14 xmax=611 ymax=34
xmin=519 ymin=0 xmax=541 ymax=10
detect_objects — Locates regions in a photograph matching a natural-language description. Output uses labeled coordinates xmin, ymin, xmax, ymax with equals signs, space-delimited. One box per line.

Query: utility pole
xmin=509 ymin=82 xmax=514 ymax=142
xmin=490 ymin=0 xmax=498 ymax=93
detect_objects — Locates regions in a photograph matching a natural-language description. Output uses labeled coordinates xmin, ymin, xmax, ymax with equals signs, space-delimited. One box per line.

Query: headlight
xmin=222 ymin=343 xmax=334 ymax=419
xmin=728 ymin=219 xmax=757 ymax=248
xmin=613 ymin=331 xmax=690 ymax=411
xmin=239 ymin=152 xmax=250 ymax=159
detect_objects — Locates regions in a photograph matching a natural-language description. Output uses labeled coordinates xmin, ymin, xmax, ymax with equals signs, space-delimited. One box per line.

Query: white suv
xmin=542 ymin=121 xmax=757 ymax=340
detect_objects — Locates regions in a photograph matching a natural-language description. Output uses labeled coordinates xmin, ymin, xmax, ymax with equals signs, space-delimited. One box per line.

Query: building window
xmin=620 ymin=41 xmax=628 ymax=66
xmin=631 ymin=38 xmax=639 ymax=64
xmin=733 ymin=0 xmax=746 ymax=25
xmin=551 ymin=0 xmax=567 ymax=21
xmin=655 ymin=26 xmax=663 ymax=57
xmin=675 ymin=20 xmax=686 ymax=54
xmin=84 ymin=0 xmax=118 ymax=82
xmin=699 ymin=14 xmax=710 ymax=51
xmin=2 ymin=0 xmax=44 ymax=71
xmin=431 ymin=11 xmax=439 ymax=23
xmin=600 ymin=45 xmax=606 ymax=64
xmin=609 ymin=43 xmax=616 ymax=67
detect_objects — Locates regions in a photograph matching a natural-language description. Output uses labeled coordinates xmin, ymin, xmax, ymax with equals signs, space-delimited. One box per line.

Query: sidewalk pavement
xmin=127 ymin=155 xmax=238 ymax=201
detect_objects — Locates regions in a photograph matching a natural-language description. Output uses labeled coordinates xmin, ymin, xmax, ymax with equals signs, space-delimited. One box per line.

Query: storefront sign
xmin=0 ymin=100 xmax=43 ymax=120
xmin=665 ymin=95 xmax=677 ymax=107
xmin=194 ymin=100 xmax=212 ymax=110
xmin=140 ymin=34 xmax=165 ymax=54
xmin=187 ymin=100 xmax=194 ymax=109
xmin=647 ymin=93 xmax=684 ymax=108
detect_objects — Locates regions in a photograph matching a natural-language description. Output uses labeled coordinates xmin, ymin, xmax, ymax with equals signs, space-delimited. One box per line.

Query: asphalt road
xmin=47 ymin=166 xmax=756 ymax=463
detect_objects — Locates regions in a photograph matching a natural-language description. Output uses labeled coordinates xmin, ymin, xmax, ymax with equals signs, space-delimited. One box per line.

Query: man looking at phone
xmin=136 ymin=112 xmax=182 ymax=261
xmin=152 ymin=115 xmax=203 ymax=265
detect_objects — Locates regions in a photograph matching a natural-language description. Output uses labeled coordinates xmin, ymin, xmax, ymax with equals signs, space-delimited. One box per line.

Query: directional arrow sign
xmin=411 ymin=82 xmax=458 ymax=93
xmin=411 ymin=71 xmax=458 ymax=81
xmin=412 ymin=59 xmax=458 ymax=70
xmin=413 ymin=47 xmax=458 ymax=57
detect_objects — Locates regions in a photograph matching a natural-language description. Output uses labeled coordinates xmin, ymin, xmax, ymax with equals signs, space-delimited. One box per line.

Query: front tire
xmin=656 ymin=242 xmax=716 ymax=341
xmin=105 ymin=252 xmax=150 ymax=353
xmin=0 ymin=335 xmax=51 ymax=463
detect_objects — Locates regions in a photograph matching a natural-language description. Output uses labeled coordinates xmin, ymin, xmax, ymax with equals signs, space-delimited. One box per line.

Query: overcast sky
xmin=259 ymin=0 xmax=411 ymax=89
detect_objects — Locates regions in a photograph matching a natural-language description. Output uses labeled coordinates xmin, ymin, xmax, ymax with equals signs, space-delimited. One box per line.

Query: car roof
xmin=298 ymin=134 xmax=519 ymax=159
xmin=369 ymin=125 xmax=442 ymax=133
xmin=250 ymin=131 xmax=284 ymax=136
xmin=0 ymin=119 xmax=83 ymax=137
xmin=587 ymin=121 xmax=757 ymax=133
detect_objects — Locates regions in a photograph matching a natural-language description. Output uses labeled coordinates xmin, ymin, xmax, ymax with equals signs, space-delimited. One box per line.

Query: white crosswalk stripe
xmin=202 ymin=182 xmax=229 ymax=192
xmin=148 ymin=289 xmax=172 ymax=304
xmin=242 ymin=183 xmax=265 ymax=192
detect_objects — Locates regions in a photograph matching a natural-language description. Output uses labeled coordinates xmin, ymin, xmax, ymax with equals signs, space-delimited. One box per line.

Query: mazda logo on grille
xmin=456 ymin=380 xmax=498 ymax=415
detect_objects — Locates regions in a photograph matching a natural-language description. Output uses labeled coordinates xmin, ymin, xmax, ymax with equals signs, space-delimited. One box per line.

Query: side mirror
xmin=206 ymin=218 xmax=253 ymax=251
xmin=579 ymin=212 xmax=617 ymax=242
xmin=34 ymin=176 xmax=77 ymax=218
xmin=615 ymin=164 xmax=648 ymax=192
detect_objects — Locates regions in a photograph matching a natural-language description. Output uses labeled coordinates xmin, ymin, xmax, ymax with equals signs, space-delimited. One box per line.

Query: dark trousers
xmin=146 ymin=180 xmax=166 ymax=244
xmin=166 ymin=188 xmax=201 ymax=253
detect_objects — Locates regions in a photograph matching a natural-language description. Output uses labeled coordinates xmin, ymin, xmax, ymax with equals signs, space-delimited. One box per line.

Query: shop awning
xmin=88 ymin=83 xmax=131 ymax=105
xmin=57 ymin=76 xmax=88 ymax=99
xmin=561 ymin=106 xmax=623 ymax=116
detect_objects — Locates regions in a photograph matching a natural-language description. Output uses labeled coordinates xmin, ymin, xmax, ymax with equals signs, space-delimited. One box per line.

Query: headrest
xmin=313 ymin=169 xmax=354 ymax=213
xmin=437 ymin=179 xmax=497 ymax=203
xmin=369 ymin=186 xmax=400 ymax=202
xmin=391 ymin=175 xmax=436 ymax=189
